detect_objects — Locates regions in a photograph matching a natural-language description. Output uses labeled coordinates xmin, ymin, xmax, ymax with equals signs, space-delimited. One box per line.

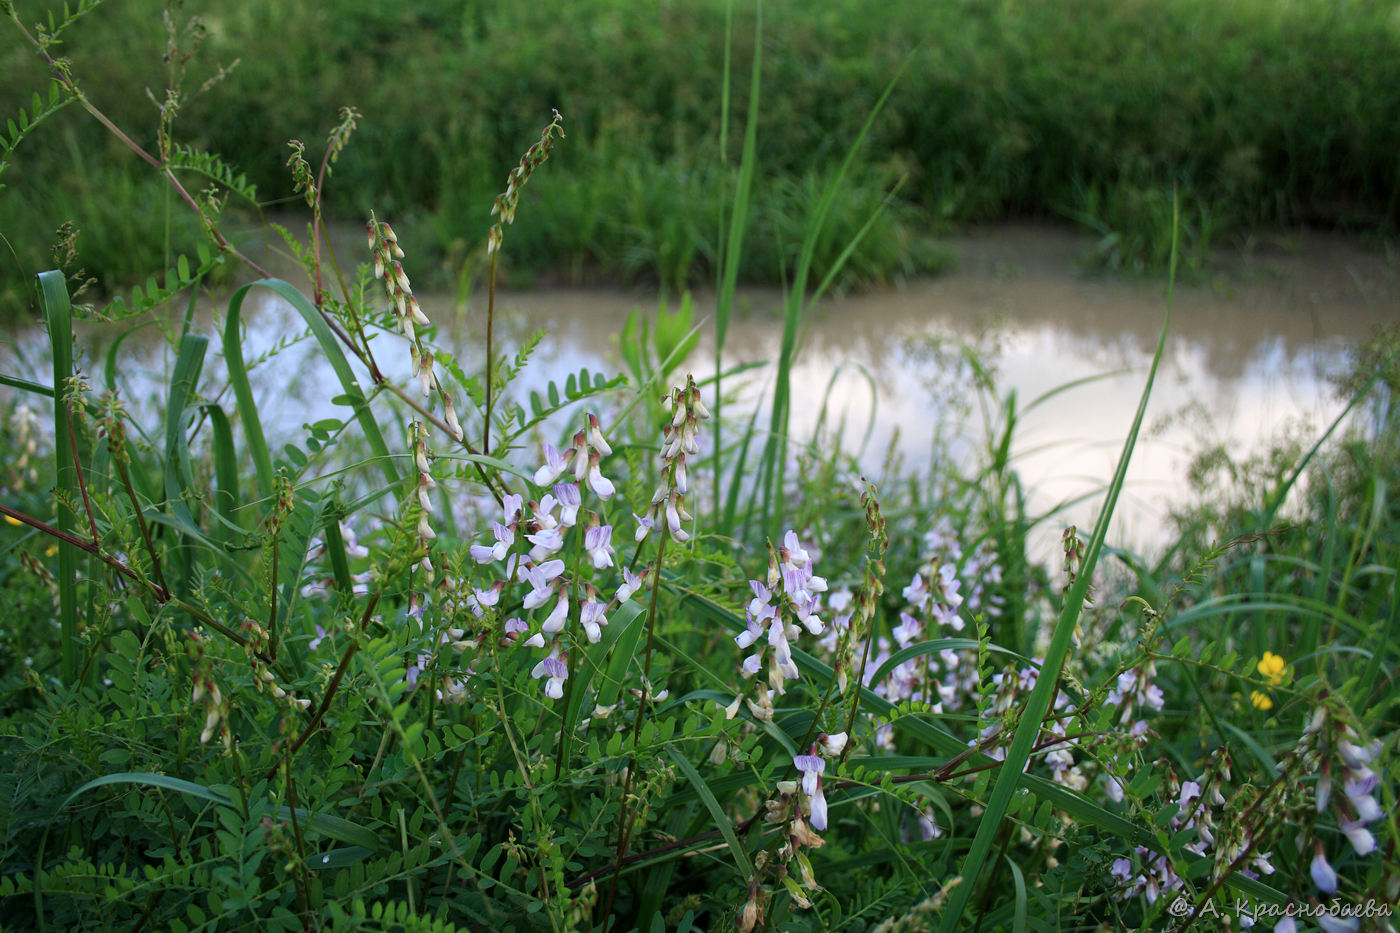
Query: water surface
xmin=7 ymin=223 xmax=1395 ymax=557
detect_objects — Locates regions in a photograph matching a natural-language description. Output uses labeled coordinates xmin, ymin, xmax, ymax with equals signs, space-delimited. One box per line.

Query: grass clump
xmin=0 ymin=5 xmax=1395 ymax=931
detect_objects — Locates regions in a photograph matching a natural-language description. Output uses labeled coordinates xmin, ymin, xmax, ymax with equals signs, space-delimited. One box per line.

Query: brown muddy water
xmin=7 ymin=223 xmax=1397 ymax=557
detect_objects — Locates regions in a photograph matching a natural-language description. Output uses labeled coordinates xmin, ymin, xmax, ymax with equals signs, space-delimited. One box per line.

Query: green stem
xmin=113 ymin=453 xmax=169 ymax=598
xmin=603 ymin=519 xmax=672 ymax=926
xmin=485 ymin=251 xmax=498 ymax=455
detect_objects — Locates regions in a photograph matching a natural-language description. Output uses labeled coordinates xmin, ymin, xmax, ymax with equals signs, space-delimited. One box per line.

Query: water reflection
xmin=4 ymin=223 xmax=1394 ymax=556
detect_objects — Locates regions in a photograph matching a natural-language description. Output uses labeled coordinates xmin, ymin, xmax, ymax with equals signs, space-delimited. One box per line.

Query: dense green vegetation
xmin=0 ymin=2 xmax=1396 ymax=930
xmin=3 ymin=0 xmax=1400 ymax=306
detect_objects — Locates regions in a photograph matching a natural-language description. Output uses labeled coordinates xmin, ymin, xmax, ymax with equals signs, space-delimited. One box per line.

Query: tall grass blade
xmin=714 ymin=0 xmax=762 ymax=531
xmin=758 ymin=57 xmax=910 ymax=539
xmin=61 ymin=772 xmax=381 ymax=851
xmin=164 ymin=333 xmax=208 ymax=590
xmin=936 ymin=196 xmax=1182 ymax=931
xmin=666 ymin=746 xmax=753 ymax=879
xmin=227 ymin=279 xmax=400 ymax=493
xmin=0 ymin=373 xmax=53 ymax=396
xmin=202 ymin=402 xmax=241 ymax=577
xmin=38 ymin=270 xmax=78 ymax=685
xmin=224 ymin=286 xmax=276 ymax=502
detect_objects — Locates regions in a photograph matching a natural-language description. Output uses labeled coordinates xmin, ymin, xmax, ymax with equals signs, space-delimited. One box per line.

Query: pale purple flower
xmin=533 ymin=494 xmax=561 ymax=530
xmin=586 ymin=412 xmax=612 ymax=456
xmin=340 ymin=524 xmax=369 ymax=559
xmin=541 ymin=593 xmax=569 ymax=634
xmin=416 ymin=350 xmax=436 ymax=395
xmin=406 ymin=650 xmax=431 ymax=687
xmin=554 ymin=483 xmax=582 ymax=526
xmin=735 ymin=619 xmax=763 ymax=650
xmin=570 ymin=433 xmax=590 ymax=482
xmin=468 ymin=584 xmax=501 ymax=615
xmin=892 ymin=612 xmax=922 ymax=646
xmin=534 ymin=442 xmax=570 ymax=487
xmin=580 ymin=597 xmax=608 ymax=644
xmin=674 ymin=456 xmax=688 ymax=494
xmin=521 ymin=568 xmax=555 ymax=610
xmin=902 ymin=573 xmax=927 ymax=606
xmin=616 ymin=567 xmax=645 ymax=604
xmin=504 ymin=618 xmax=529 ymax=640
xmin=1350 ymin=789 xmax=1382 ymax=824
xmin=586 ymin=452 xmax=615 ymax=500
xmin=585 ymin=524 xmax=616 ymax=569
xmin=782 ymin=531 xmax=810 ymax=568
xmin=1310 ymin=846 xmax=1338 ymax=894
xmin=470 ymin=522 xmax=514 ymax=564
xmin=794 ymin=753 xmax=828 ymax=830
xmin=664 ymin=494 xmax=688 ymax=541
xmin=1341 ymin=820 xmax=1376 ymax=856
xmin=532 ymin=654 xmax=568 ymax=699
xmin=527 ymin=526 xmax=566 ymax=562
xmin=417 ymin=473 xmax=437 ymax=512
xmin=634 ymin=512 xmax=655 ymax=543
xmin=443 ymin=396 xmax=464 ymax=441
xmin=1345 ymin=771 xmax=1379 ymax=804
xmin=503 ymin=493 xmax=524 ymax=524
xmin=917 ymin=807 xmax=942 ymax=841
xmin=309 ymin=625 xmax=328 ymax=650
xmin=1338 ymin=737 xmax=1373 ymax=770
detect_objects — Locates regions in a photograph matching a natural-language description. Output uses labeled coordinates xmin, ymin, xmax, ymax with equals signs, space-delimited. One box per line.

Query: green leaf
xmin=61 ymin=772 xmax=232 ymax=813
xmin=38 ymin=270 xmax=78 ymax=684
xmin=937 ymin=197 xmax=1177 ymax=931
xmin=666 ymin=746 xmax=752 ymax=879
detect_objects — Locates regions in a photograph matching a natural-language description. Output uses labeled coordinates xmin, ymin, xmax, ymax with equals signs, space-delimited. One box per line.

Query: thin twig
xmin=113 ymin=455 xmax=169 ymax=597
xmin=273 ymin=591 xmax=381 ymax=777
xmin=63 ymin=401 xmax=100 ymax=543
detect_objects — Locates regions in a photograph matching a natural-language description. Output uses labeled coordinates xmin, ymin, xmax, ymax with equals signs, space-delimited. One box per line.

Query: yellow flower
xmin=1257 ymin=651 xmax=1288 ymax=687
xmin=45 ymin=545 xmax=58 ymax=557
xmin=1251 ymin=690 xmax=1274 ymax=711
xmin=4 ymin=515 xmax=21 ymax=526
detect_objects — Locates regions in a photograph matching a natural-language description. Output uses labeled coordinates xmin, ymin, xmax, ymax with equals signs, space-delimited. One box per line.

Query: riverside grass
xmin=4 ymin=0 xmax=1400 ymax=308
xmin=1 ymin=5 xmax=1398 ymax=932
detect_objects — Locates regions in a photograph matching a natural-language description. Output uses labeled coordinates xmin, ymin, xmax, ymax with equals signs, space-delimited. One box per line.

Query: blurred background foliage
xmin=2 ymin=0 xmax=1399 ymax=302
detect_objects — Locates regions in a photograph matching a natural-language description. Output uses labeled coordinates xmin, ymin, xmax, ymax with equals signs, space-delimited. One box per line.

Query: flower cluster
xmin=750 ymin=734 xmax=846 ymax=919
xmin=1250 ymin=651 xmax=1289 ymax=710
xmin=487 ymin=110 xmax=565 ymax=255
xmin=187 ymin=633 xmax=230 ymax=751
xmin=1110 ymin=756 xmax=1268 ymax=904
xmin=534 ymin=412 xmax=616 ymax=500
xmin=975 ymin=664 xmax=1076 ymax=781
xmin=636 ymin=375 xmax=708 ymax=544
xmin=735 ymin=531 xmax=827 ymax=695
xmin=820 ymin=522 xmax=991 ymax=745
xmin=368 ymin=219 xmax=463 ymax=441
xmin=1298 ymin=705 xmax=1385 ymax=894
xmin=466 ymin=414 xmax=643 ymax=700
xmin=1105 ymin=662 xmax=1165 ymax=730
xmin=409 ymin=420 xmax=439 ymax=579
